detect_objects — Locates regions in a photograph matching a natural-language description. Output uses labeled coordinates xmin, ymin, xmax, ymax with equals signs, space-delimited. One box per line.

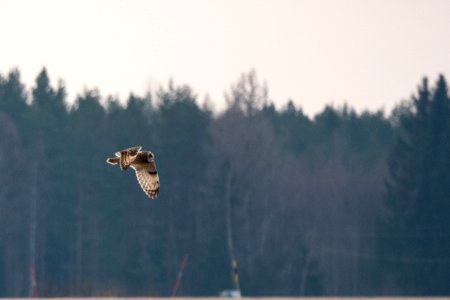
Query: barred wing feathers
xmin=135 ymin=165 xmax=160 ymax=199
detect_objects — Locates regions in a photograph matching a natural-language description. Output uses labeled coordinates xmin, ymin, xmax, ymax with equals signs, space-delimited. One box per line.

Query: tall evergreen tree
xmin=155 ymin=82 xmax=212 ymax=295
xmin=0 ymin=69 xmax=28 ymax=121
xmin=380 ymin=75 xmax=450 ymax=294
xmin=26 ymin=68 xmax=69 ymax=295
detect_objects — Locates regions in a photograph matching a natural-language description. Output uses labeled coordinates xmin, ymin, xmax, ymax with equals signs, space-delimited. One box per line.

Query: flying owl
xmin=106 ymin=146 xmax=160 ymax=199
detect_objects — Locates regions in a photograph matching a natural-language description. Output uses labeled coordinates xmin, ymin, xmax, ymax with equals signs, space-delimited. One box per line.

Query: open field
xmin=4 ymin=298 xmax=450 ymax=300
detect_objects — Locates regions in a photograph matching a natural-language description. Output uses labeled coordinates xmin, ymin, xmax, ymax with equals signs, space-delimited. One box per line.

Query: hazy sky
xmin=1 ymin=0 xmax=449 ymax=116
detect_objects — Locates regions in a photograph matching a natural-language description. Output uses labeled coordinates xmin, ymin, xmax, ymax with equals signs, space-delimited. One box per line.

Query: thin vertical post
xmin=171 ymin=255 xmax=189 ymax=297
xmin=29 ymin=158 xmax=38 ymax=297
xmin=231 ymin=258 xmax=241 ymax=292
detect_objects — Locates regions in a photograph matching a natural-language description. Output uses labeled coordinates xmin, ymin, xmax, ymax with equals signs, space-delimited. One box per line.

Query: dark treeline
xmin=0 ymin=68 xmax=449 ymax=296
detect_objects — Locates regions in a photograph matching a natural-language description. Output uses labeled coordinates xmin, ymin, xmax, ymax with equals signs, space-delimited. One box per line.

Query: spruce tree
xmin=0 ymin=69 xmax=28 ymax=121
xmin=380 ymin=75 xmax=450 ymax=294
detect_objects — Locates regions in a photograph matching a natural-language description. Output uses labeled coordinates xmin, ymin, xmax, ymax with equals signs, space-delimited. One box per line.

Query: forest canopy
xmin=0 ymin=67 xmax=449 ymax=296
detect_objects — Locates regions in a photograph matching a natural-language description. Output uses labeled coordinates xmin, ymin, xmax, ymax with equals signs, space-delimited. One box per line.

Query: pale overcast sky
xmin=1 ymin=0 xmax=449 ymax=116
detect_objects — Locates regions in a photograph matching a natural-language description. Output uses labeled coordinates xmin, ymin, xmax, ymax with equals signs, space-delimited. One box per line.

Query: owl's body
xmin=107 ymin=146 xmax=160 ymax=199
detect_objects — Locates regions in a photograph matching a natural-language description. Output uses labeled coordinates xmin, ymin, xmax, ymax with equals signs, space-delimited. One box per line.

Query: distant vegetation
xmin=0 ymin=68 xmax=449 ymax=296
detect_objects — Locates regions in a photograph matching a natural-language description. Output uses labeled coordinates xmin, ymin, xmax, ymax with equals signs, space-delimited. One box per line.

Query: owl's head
xmin=147 ymin=151 xmax=155 ymax=162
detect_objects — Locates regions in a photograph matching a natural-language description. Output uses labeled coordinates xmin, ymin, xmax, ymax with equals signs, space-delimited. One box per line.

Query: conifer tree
xmin=0 ymin=69 xmax=28 ymax=121
xmin=380 ymin=75 xmax=450 ymax=294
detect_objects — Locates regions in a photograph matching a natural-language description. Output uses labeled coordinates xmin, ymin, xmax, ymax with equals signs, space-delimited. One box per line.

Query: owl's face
xmin=147 ymin=152 xmax=155 ymax=162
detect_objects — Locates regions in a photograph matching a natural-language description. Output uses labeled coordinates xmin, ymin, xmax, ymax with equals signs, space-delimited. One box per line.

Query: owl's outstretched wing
xmin=116 ymin=146 xmax=142 ymax=170
xmin=134 ymin=163 xmax=160 ymax=199
xmin=115 ymin=145 xmax=141 ymax=157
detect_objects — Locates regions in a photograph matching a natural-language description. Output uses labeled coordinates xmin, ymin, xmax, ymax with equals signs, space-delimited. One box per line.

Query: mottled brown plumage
xmin=107 ymin=146 xmax=160 ymax=199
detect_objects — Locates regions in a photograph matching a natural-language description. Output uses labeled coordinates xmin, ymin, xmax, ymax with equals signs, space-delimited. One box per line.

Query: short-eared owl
xmin=106 ymin=146 xmax=160 ymax=199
